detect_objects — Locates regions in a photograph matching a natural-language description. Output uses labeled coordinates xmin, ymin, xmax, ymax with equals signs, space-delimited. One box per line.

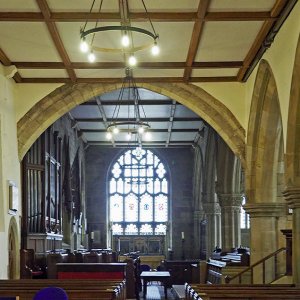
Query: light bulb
xmin=126 ymin=132 xmax=132 ymax=140
xmin=144 ymin=132 xmax=152 ymax=141
xmin=113 ymin=127 xmax=119 ymax=134
xmin=122 ymin=34 xmax=130 ymax=47
xmin=138 ymin=126 xmax=144 ymax=134
xmin=80 ymin=39 xmax=89 ymax=53
xmin=151 ymin=43 xmax=160 ymax=56
xmin=128 ymin=55 xmax=137 ymax=66
xmin=88 ymin=52 xmax=96 ymax=63
xmin=106 ymin=132 xmax=112 ymax=140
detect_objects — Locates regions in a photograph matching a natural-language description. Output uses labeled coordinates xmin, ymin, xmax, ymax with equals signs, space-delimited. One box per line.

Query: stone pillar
xmin=193 ymin=210 xmax=205 ymax=257
xmin=244 ymin=202 xmax=285 ymax=283
xmin=203 ymin=202 xmax=221 ymax=258
xmin=218 ymin=194 xmax=243 ymax=250
xmin=283 ymin=187 xmax=300 ymax=286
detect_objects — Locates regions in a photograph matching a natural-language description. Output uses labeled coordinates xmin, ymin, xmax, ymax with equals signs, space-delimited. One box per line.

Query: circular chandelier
xmin=106 ymin=68 xmax=152 ymax=144
xmin=79 ymin=0 xmax=160 ymax=66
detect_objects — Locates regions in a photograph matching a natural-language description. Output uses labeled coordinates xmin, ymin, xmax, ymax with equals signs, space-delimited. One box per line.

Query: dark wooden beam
xmin=82 ymin=128 xmax=199 ymax=133
xmin=0 ymin=48 xmax=23 ymax=82
xmin=13 ymin=61 xmax=243 ymax=70
xmin=183 ymin=0 xmax=210 ymax=82
xmin=19 ymin=76 xmax=237 ymax=83
xmin=75 ymin=117 xmax=201 ymax=123
xmin=0 ymin=11 xmax=277 ymax=22
xmin=237 ymin=0 xmax=287 ymax=81
xmin=36 ymin=0 xmax=76 ymax=83
xmin=80 ymin=100 xmax=182 ymax=106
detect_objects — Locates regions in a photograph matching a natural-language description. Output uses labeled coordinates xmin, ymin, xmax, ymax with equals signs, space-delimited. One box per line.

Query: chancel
xmin=1 ymin=1 xmax=300 ymax=300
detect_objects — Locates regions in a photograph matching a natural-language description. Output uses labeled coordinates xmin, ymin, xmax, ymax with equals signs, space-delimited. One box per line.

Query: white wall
xmin=0 ymin=64 xmax=21 ymax=278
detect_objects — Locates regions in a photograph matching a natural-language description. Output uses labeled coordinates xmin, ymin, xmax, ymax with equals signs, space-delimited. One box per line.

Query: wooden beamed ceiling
xmin=0 ymin=0 xmax=297 ymax=84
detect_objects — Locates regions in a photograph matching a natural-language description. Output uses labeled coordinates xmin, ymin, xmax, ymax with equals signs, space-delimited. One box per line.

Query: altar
xmin=119 ymin=255 xmax=165 ymax=269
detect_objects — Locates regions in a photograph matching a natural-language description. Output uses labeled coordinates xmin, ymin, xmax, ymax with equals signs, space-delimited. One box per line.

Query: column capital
xmin=203 ymin=202 xmax=221 ymax=214
xmin=283 ymin=186 xmax=300 ymax=208
xmin=218 ymin=193 xmax=243 ymax=207
xmin=244 ymin=202 xmax=286 ymax=217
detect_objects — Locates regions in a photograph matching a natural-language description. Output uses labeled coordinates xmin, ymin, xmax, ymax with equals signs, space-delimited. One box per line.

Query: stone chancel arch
xmin=17 ymin=82 xmax=245 ymax=164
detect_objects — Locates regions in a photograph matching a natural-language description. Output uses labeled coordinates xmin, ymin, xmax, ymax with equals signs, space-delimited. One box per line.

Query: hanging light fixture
xmin=106 ymin=68 xmax=151 ymax=147
xmin=79 ymin=0 xmax=160 ymax=66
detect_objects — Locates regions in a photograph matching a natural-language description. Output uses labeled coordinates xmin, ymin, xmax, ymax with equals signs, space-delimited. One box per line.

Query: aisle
xmin=139 ymin=284 xmax=176 ymax=300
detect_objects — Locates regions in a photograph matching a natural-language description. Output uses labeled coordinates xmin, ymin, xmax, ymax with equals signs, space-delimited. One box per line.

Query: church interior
xmin=0 ymin=0 xmax=300 ymax=299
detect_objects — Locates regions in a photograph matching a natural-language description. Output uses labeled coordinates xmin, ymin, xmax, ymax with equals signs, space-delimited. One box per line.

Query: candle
xmin=90 ymin=231 xmax=94 ymax=239
xmin=181 ymin=232 xmax=184 ymax=239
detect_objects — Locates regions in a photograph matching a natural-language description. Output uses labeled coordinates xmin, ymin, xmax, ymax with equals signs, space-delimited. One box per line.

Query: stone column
xmin=218 ymin=194 xmax=243 ymax=250
xmin=244 ymin=202 xmax=285 ymax=283
xmin=203 ymin=202 xmax=221 ymax=258
xmin=193 ymin=210 xmax=205 ymax=257
xmin=283 ymin=187 xmax=300 ymax=286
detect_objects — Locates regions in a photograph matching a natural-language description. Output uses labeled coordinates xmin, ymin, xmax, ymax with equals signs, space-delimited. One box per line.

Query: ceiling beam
xmin=183 ymin=0 xmax=210 ymax=82
xmin=74 ymin=117 xmax=201 ymax=123
xmin=20 ymin=76 xmax=237 ymax=84
xmin=13 ymin=61 xmax=243 ymax=70
xmin=80 ymin=100 xmax=183 ymax=106
xmin=237 ymin=0 xmax=287 ymax=81
xmin=88 ymin=140 xmax=195 ymax=146
xmin=0 ymin=11 xmax=277 ymax=22
xmin=36 ymin=0 xmax=77 ymax=83
xmin=81 ymin=128 xmax=199 ymax=133
xmin=0 ymin=48 xmax=22 ymax=83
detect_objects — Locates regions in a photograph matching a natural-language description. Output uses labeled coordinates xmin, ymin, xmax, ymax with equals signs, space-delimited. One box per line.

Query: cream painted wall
xmin=195 ymin=82 xmax=246 ymax=129
xmin=15 ymin=83 xmax=62 ymax=122
xmin=0 ymin=65 xmax=21 ymax=278
xmin=245 ymin=1 xmax=300 ymax=147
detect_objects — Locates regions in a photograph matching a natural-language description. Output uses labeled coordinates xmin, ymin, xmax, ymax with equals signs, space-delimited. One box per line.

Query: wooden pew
xmin=185 ymin=283 xmax=300 ymax=300
xmin=0 ymin=279 xmax=126 ymax=300
xmin=205 ymin=259 xmax=226 ymax=284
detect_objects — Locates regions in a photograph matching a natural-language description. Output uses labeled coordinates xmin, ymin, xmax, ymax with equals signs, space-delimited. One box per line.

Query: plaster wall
xmin=245 ymin=1 xmax=300 ymax=146
xmin=0 ymin=65 xmax=21 ymax=278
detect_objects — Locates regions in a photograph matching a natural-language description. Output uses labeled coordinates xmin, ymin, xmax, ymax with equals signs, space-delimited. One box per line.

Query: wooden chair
xmin=20 ymin=249 xmax=44 ymax=279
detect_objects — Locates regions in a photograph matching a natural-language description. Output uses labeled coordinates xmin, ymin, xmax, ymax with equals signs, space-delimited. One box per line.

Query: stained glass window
xmin=109 ymin=148 xmax=169 ymax=235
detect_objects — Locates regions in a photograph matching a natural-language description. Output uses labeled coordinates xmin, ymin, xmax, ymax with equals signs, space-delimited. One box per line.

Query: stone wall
xmin=85 ymin=146 xmax=195 ymax=259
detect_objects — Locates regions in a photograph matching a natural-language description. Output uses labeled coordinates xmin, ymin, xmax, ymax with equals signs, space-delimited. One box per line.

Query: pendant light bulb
xmin=151 ymin=43 xmax=160 ymax=56
xmin=80 ymin=39 xmax=89 ymax=53
xmin=126 ymin=132 xmax=132 ymax=141
xmin=106 ymin=132 xmax=112 ymax=140
xmin=144 ymin=131 xmax=152 ymax=141
xmin=122 ymin=34 xmax=130 ymax=47
xmin=138 ymin=126 xmax=144 ymax=134
xmin=113 ymin=127 xmax=119 ymax=134
xmin=128 ymin=55 xmax=137 ymax=66
xmin=88 ymin=51 xmax=96 ymax=63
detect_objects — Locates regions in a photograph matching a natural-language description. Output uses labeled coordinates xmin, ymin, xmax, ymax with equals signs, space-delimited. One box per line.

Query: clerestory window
xmin=109 ymin=148 xmax=169 ymax=235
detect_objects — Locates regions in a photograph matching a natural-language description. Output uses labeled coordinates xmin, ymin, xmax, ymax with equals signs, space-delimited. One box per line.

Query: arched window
xmin=109 ymin=148 xmax=169 ymax=235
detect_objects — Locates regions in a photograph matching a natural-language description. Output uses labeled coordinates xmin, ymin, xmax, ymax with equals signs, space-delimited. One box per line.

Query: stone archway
xmin=17 ymin=82 xmax=245 ymax=165
xmin=8 ymin=217 xmax=19 ymax=279
xmin=245 ymin=60 xmax=286 ymax=277
xmin=283 ymin=34 xmax=300 ymax=285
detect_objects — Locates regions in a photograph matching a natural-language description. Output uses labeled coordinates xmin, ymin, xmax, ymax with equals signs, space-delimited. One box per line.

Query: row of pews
xmin=184 ymin=283 xmax=300 ymax=299
xmin=0 ymin=279 xmax=126 ymax=300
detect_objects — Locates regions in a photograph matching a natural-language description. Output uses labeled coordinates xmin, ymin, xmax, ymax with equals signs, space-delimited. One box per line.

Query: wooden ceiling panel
xmin=75 ymin=69 xmax=125 ymax=78
xmin=0 ymin=0 xmax=39 ymax=12
xmin=128 ymin=0 xmax=200 ymax=12
xmin=0 ymin=22 xmax=62 ymax=62
xmin=47 ymin=0 xmax=119 ymax=12
xmin=191 ymin=68 xmax=239 ymax=77
xmin=18 ymin=68 xmax=68 ymax=78
xmin=131 ymin=22 xmax=193 ymax=63
xmin=195 ymin=21 xmax=264 ymax=62
xmin=76 ymin=122 xmax=106 ymax=130
xmin=133 ymin=68 xmax=184 ymax=78
xmin=209 ymin=0 xmax=276 ymax=12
